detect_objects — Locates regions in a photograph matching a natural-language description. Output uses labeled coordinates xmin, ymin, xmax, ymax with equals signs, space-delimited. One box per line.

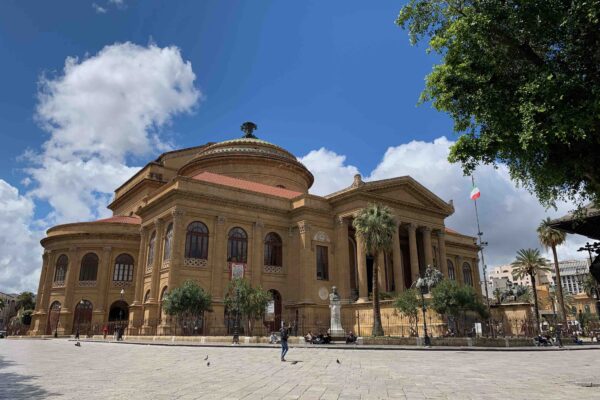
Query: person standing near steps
xmin=280 ymin=322 xmax=289 ymax=361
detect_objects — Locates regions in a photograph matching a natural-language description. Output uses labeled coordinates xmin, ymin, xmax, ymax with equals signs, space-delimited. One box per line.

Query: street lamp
xmin=415 ymin=265 xmax=443 ymax=347
xmin=232 ymin=285 xmax=240 ymax=345
xmin=54 ymin=304 xmax=61 ymax=338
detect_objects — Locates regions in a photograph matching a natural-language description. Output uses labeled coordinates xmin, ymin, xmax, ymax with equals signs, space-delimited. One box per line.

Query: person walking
xmin=280 ymin=322 xmax=289 ymax=361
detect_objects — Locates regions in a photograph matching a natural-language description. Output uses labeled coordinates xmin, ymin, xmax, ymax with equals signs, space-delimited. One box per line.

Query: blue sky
xmin=0 ymin=1 xmax=587 ymax=292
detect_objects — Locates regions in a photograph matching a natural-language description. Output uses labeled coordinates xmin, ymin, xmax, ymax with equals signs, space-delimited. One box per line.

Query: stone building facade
xmin=30 ymin=132 xmax=480 ymax=336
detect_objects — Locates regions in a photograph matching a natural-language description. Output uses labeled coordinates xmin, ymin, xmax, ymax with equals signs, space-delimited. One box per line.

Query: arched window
xmin=463 ymin=262 xmax=473 ymax=286
xmin=185 ymin=221 xmax=209 ymax=259
xmin=72 ymin=300 xmax=93 ymax=334
xmin=144 ymin=290 xmax=151 ymax=303
xmin=147 ymin=231 xmax=156 ymax=267
xmin=159 ymin=286 xmax=168 ymax=319
xmin=447 ymin=260 xmax=455 ymax=281
xmin=54 ymin=254 xmax=68 ymax=283
xmin=79 ymin=253 xmax=98 ymax=281
xmin=163 ymin=223 xmax=173 ymax=261
xmin=264 ymin=232 xmax=282 ymax=266
xmin=113 ymin=254 xmax=134 ymax=282
xmin=228 ymin=227 xmax=247 ymax=263
xmin=46 ymin=301 xmax=61 ymax=335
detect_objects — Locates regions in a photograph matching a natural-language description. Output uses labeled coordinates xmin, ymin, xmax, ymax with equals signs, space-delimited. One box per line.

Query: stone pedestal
xmin=329 ymin=286 xmax=345 ymax=337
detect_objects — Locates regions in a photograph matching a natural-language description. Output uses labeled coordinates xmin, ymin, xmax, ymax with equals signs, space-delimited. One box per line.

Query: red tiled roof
xmin=94 ymin=215 xmax=141 ymax=224
xmin=192 ymin=171 xmax=303 ymax=199
xmin=445 ymin=227 xmax=458 ymax=234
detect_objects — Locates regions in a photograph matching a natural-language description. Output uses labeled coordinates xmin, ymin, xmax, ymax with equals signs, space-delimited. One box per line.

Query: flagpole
xmin=471 ymin=175 xmax=493 ymax=337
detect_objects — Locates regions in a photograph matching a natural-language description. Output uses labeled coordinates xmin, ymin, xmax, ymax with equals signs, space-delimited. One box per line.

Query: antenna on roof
xmin=241 ymin=121 xmax=258 ymax=139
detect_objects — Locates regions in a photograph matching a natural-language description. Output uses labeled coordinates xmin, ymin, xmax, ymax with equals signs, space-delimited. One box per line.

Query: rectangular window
xmin=316 ymin=245 xmax=329 ymax=280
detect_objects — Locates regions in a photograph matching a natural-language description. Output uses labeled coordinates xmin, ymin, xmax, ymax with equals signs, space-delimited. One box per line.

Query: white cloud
xmin=0 ymin=180 xmax=43 ymax=293
xmin=2 ymin=42 xmax=199 ymax=293
xmin=300 ymin=137 xmax=589 ymax=272
xmin=92 ymin=3 xmax=107 ymax=14
xmin=298 ymin=148 xmax=359 ymax=196
xmin=27 ymin=42 xmax=200 ymax=224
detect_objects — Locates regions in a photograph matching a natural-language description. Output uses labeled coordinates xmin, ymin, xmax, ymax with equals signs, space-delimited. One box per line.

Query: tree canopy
xmin=224 ymin=278 xmax=272 ymax=336
xmin=397 ymin=1 xmax=600 ymax=207
xmin=162 ymin=280 xmax=212 ymax=318
xmin=16 ymin=292 xmax=35 ymax=311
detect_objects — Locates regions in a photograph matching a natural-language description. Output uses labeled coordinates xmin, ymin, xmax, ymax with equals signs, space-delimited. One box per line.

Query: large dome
xmin=178 ymin=136 xmax=314 ymax=193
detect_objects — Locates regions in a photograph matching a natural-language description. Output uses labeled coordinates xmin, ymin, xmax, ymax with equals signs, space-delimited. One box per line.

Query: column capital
xmin=297 ymin=221 xmax=310 ymax=235
xmin=434 ymin=228 xmax=445 ymax=237
xmin=406 ymin=222 xmax=417 ymax=232
xmin=171 ymin=209 xmax=185 ymax=219
xmin=153 ymin=218 xmax=164 ymax=229
xmin=102 ymin=246 xmax=112 ymax=254
xmin=420 ymin=226 xmax=432 ymax=233
xmin=69 ymin=246 xmax=79 ymax=253
xmin=217 ymin=215 xmax=227 ymax=225
xmin=335 ymin=215 xmax=349 ymax=226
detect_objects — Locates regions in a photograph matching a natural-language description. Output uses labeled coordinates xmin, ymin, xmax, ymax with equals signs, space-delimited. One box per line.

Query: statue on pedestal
xmin=329 ymin=286 xmax=345 ymax=337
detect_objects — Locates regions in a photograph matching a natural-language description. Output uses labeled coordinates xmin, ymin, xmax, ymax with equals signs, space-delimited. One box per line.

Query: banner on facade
xmin=264 ymin=300 xmax=275 ymax=321
xmin=229 ymin=263 xmax=246 ymax=280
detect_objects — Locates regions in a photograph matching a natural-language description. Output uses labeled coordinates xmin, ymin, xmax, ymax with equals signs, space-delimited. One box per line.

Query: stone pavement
xmin=1 ymin=339 xmax=599 ymax=400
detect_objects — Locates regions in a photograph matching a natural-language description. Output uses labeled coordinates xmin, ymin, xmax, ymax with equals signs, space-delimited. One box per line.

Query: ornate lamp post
xmin=415 ymin=265 xmax=443 ymax=347
xmin=232 ymin=285 xmax=240 ymax=345
xmin=54 ymin=304 xmax=61 ymax=338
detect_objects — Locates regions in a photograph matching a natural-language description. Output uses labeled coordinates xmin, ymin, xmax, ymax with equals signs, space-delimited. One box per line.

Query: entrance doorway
xmin=108 ymin=300 xmax=129 ymax=334
xmin=72 ymin=300 xmax=93 ymax=335
xmin=46 ymin=301 xmax=61 ymax=335
xmin=264 ymin=289 xmax=282 ymax=334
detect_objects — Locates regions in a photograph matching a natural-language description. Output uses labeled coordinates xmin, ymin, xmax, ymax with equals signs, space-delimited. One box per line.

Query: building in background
xmin=0 ymin=292 xmax=17 ymax=332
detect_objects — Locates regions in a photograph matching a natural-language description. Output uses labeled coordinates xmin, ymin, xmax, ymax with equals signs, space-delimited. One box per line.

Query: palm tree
xmin=511 ymin=248 xmax=551 ymax=335
xmin=537 ymin=217 xmax=568 ymax=328
xmin=353 ymin=203 xmax=396 ymax=336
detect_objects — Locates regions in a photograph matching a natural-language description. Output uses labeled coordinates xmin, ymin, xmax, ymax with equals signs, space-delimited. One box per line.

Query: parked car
xmin=0 ymin=330 xmax=6 ymax=338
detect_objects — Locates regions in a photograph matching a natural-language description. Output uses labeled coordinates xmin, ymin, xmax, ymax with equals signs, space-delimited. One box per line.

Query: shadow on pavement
xmin=0 ymin=356 xmax=59 ymax=399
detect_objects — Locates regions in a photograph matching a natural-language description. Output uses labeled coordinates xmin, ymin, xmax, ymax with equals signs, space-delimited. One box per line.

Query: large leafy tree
xmin=393 ymin=288 xmax=420 ymax=336
xmin=224 ymin=278 xmax=272 ymax=336
xmin=16 ymin=292 xmax=35 ymax=311
xmin=396 ymin=1 xmax=600 ymax=207
xmin=353 ymin=203 xmax=397 ymax=336
xmin=431 ymin=279 xmax=488 ymax=334
xmin=537 ymin=217 xmax=568 ymax=328
xmin=511 ymin=249 xmax=550 ymax=334
xmin=162 ymin=280 xmax=212 ymax=328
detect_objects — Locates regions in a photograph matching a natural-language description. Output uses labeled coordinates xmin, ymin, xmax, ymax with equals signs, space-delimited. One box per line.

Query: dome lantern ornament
xmin=240 ymin=121 xmax=258 ymax=139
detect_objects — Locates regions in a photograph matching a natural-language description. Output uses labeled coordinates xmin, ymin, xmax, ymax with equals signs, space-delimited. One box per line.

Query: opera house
xmin=30 ymin=124 xmax=480 ymax=337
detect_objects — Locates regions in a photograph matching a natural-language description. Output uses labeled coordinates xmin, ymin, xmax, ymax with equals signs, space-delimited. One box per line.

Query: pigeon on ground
xmin=207 ymin=362 xmax=210 ymax=367
xmin=204 ymin=355 xmax=208 ymax=360
xmin=291 ymin=361 xmax=298 ymax=365
xmin=336 ymin=359 xmax=340 ymax=364
xmin=75 ymin=342 xmax=81 ymax=347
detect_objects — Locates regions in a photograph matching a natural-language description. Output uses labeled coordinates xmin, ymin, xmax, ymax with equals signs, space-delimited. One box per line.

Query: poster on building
xmin=264 ymin=300 xmax=275 ymax=321
xmin=229 ymin=263 xmax=245 ymax=280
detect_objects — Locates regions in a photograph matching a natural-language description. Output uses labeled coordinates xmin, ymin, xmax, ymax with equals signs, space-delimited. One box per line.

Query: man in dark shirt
xmin=279 ymin=322 xmax=289 ymax=361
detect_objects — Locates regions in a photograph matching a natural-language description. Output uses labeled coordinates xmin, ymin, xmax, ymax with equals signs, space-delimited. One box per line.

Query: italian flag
xmin=470 ymin=186 xmax=481 ymax=200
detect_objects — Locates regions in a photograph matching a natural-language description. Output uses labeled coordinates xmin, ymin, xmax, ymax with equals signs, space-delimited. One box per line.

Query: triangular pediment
xmin=326 ymin=176 xmax=454 ymax=216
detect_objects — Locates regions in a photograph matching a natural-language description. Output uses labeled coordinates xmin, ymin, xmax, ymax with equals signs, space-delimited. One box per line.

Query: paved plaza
xmin=1 ymin=340 xmax=599 ymax=399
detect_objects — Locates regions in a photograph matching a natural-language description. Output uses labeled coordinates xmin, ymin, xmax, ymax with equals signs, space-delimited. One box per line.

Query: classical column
xmin=407 ymin=224 xmax=420 ymax=282
xmin=392 ymin=221 xmax=404 ymax=292
xmin=456 ymin=256 xmax=464 ymax=284
xmin=100 ymin=246 xmax=112 ymax=314
xmin=210 ymin=215 xmax=227 ymax=301
xmin=251 ymin=221 xmax=264 ymax=288
xmin=422 ymin=226 xmax=433 ymax=267
xmin=132 ymin=226 xmax=148 ymax=307
xmin=149 ymin=219 xmax=165 ymax=302
xmin=436 ymin=230 xmax=448 ymax=277
xmin=167 ymin=209 xmax=185 ymax=290
xmin=334 ymin=216 xmax=351 ymax=300
xmin=356 ymin=234 xmax=368 ymax=302
xmin=63 ymin=246 xmax=79 ymax=312
xmin=473 ymin=257 xmax=482 ymax=292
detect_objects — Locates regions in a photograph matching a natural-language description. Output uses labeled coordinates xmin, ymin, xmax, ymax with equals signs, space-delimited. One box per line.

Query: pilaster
xmin=334 ymin=216 xmax=351 ymax=300
xmin=436 ymin=230 xmax=448 ymax=277
xmin=392 ymin=221 xmax=404 ymax=292
xmin=210 ymin=215 xmax=227 ymax=301
xmin=252 ymin=220 xmax=264 ymax=287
